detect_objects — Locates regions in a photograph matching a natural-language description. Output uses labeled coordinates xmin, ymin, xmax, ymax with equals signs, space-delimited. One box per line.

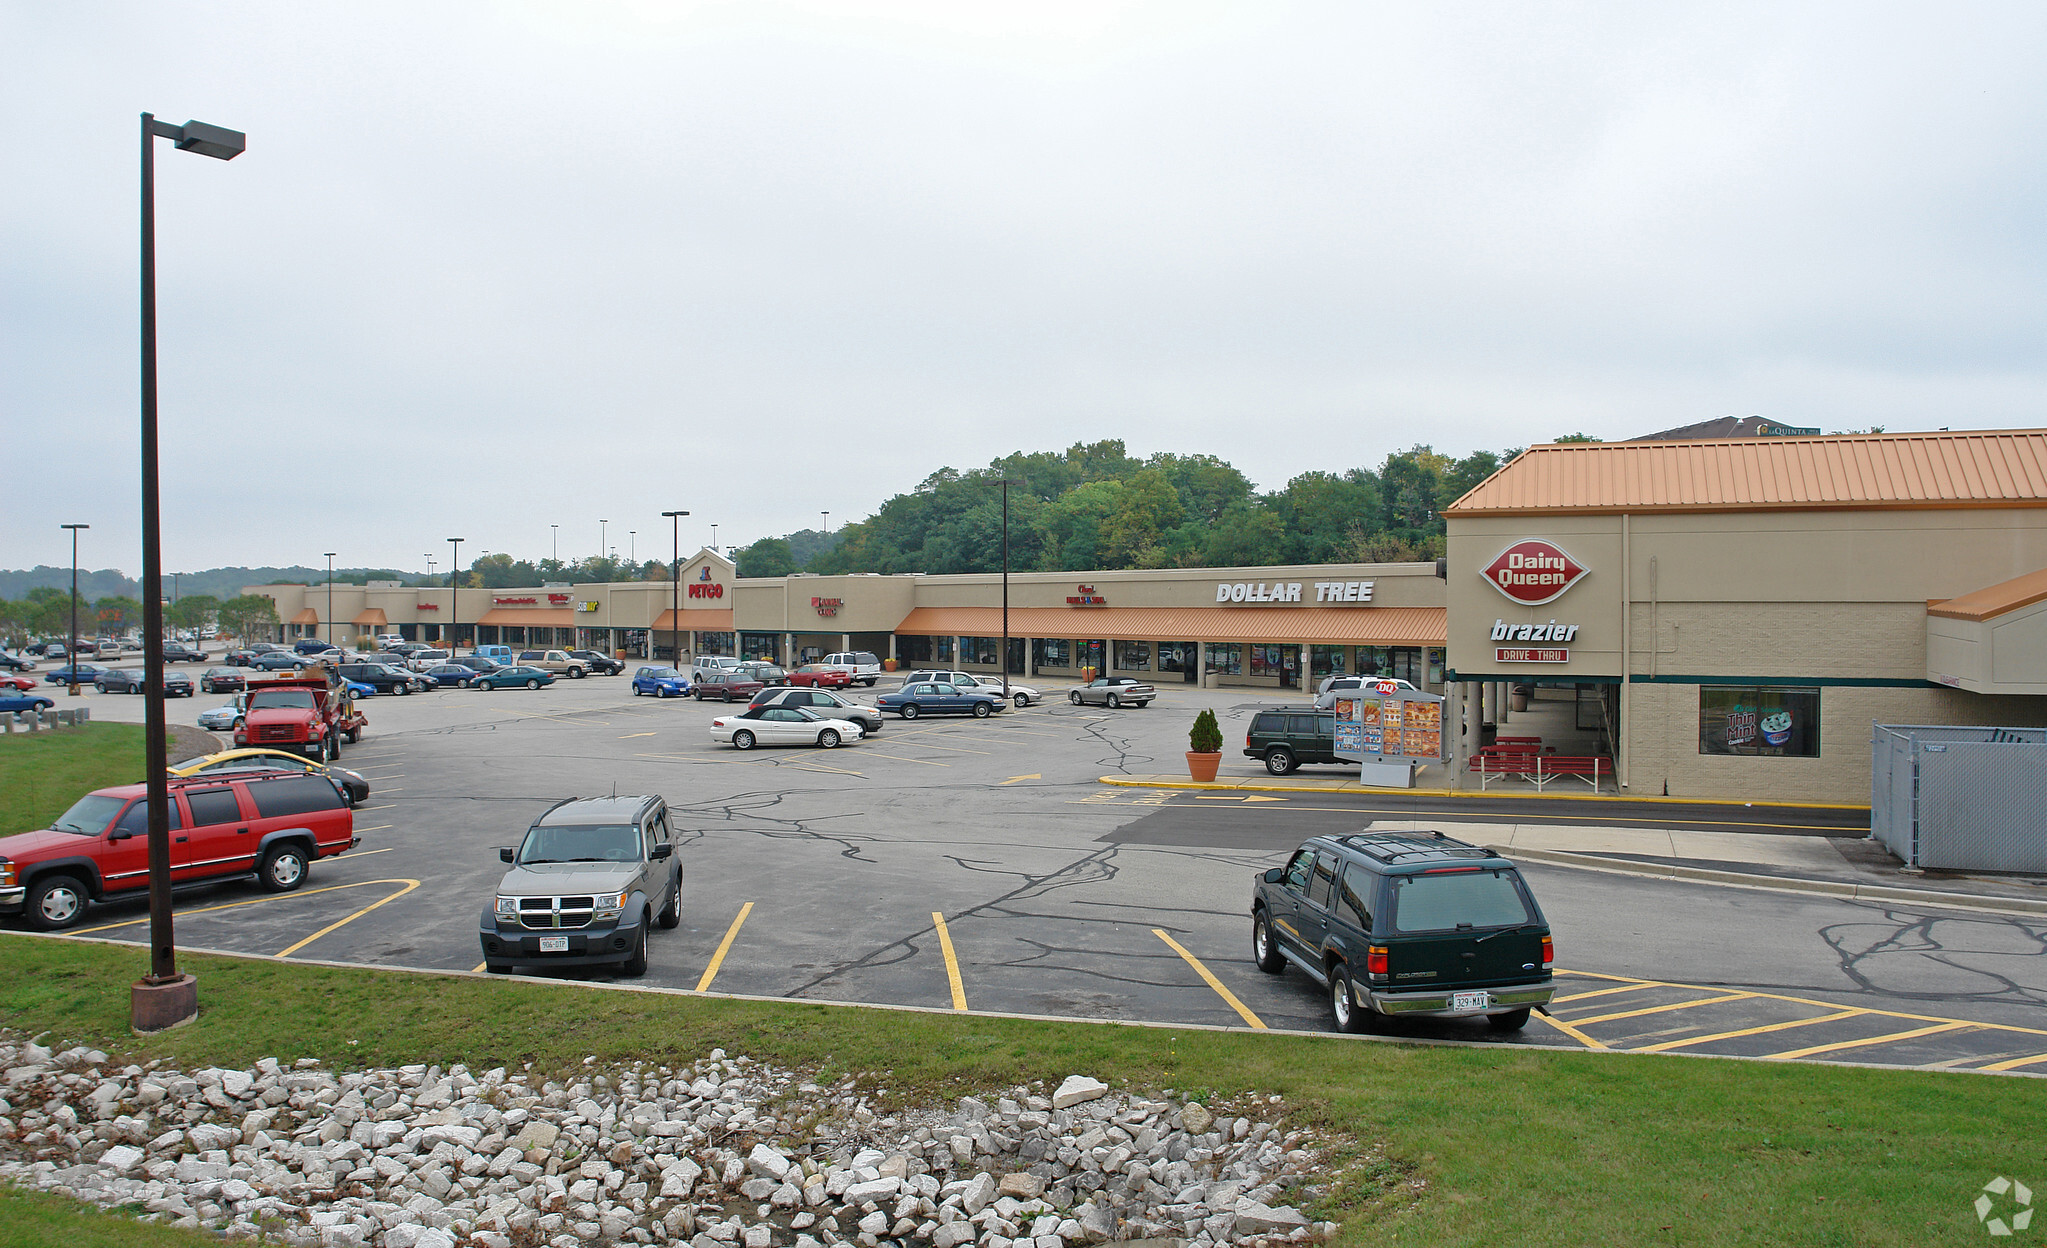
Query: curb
xmin=1492 ymin=845 xmax=2047 ymax=917
xmin=1096 ymin=775 xmax=1870 ymax=812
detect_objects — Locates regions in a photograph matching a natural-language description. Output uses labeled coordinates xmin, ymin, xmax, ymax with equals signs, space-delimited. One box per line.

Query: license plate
xmin=538 ymin=936 xmax=569 ymax=953
xmin=1449 ymin=990 xmax=1489 ymax=1012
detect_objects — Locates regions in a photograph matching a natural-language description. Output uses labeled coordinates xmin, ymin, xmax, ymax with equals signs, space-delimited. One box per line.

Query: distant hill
xmin=0 ymin=566 xmax=427 ymax=601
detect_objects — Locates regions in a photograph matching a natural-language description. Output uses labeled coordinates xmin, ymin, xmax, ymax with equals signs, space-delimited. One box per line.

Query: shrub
xmin=1189 ymin=708 xmax=1223 ymax=753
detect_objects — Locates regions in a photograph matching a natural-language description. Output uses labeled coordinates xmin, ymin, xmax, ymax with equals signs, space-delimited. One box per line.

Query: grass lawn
xmin=0 ymin=934 xmax=2031 ymax=1246
xmin=0 ymin=1186 xmax=221 ymax=1247
xmin=0 ymin=723 xmax=165 ymax=837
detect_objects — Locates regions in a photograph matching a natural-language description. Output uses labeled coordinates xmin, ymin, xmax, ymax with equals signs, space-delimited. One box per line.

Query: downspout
xmin=1620 ymin=514 xmax=1631 ymax=790
xmin=1649 ymin=554 xmax=1658 ymax=679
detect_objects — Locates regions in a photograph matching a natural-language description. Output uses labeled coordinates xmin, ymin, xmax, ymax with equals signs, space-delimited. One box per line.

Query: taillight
xmin=1365 ymin=945 xmax=1388 ymax=977
xmin=1541 ymin=935 xmax=1554 ymax=965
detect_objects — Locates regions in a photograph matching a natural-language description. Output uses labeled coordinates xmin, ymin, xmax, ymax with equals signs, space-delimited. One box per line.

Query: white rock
xmin=960 ymin=1172 xmax=998 ymax=1216
xmin=845 ymin=1176 xmax=902 ymax=1204
xmin=1232 ymin=1200 xmax=1309 ymax=1235
xmin=1051 ymin=1077 xmax=1107 ymax=1110
xmin=222 ymin=1070 xmax=255 ymax=1098
xmin=858 ymin=1211 xmax=890 ymax=1235
xmin=413 ymin=1230 xmax=459 ymax=1248
xmin=932 ymin=1224 xmax=976 ymax=1248
xmin=748 ymin=1143 xmax=793 ymax=1181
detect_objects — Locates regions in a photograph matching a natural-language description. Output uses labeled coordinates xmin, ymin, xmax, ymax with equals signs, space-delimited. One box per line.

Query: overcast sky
xmin=6 ymin=2 xmax=2046 ymax=578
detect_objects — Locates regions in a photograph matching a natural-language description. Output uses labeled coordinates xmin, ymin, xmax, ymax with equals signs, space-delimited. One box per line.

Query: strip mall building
xmin=249 ymin=430 xmax=2047 ymax=803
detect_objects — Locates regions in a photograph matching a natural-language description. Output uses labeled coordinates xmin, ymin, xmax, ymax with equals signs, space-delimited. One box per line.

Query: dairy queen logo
xmin=1480 ymin=539 xmax=1589 ymax=606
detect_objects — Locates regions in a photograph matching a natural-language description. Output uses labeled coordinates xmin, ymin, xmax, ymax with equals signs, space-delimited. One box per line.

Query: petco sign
xmin=1481 ymin=540 xmax=1588 ymax=606
xmin=689 ymin=567 xmax=725 ymax=599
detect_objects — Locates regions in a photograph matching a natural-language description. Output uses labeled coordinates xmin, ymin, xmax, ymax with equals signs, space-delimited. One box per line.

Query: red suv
xmin=0 ymin=773 xmax=359 ymax=930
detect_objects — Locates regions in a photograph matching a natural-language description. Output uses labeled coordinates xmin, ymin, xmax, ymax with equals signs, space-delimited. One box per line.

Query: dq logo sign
xmin=1480 ymin=540 xmax=1588 ymax=606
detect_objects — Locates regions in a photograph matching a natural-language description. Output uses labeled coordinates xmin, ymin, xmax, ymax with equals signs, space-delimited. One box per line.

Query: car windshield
xmin=248 ymin=689 xmax=317 ymax=710
xmin=645 ymin=668 xmax=679 ymax=678
xmin=517 ymin=823 xmax=641 ymax=864
xmin=51 ymin=794 xmax=126 ymax=836
xmin=1389 ymin=870 xmax=1531 ymax=933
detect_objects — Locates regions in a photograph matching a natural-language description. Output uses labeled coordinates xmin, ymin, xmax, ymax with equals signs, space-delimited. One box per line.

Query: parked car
xmin=375 ymin=634 xmax=406 ymax=649
xmin=903 ymin=670 xmax=1042 ymax=708
xmin=199 ymin=667 xmax=246 ymax=694
xmin=710 ymin=705 xmax=865 ymax=750
xmin=1067 ymin=676 xmax=1155 ymax=709
xmin=161 ymin=642 xmax=207 ymax=663
xmin=1251 ymin=831 xmax=1555 ymax=1033
xmin=253 ymin=652 xmax=313 ymax=671
xmin=631 ymin=666 xmax=692 ymax=698
xmin=341 ymin=678 xmax=378 ymax=699
xmin=446 ymin=655 xmax=501 ymax=674
xmin=568 ymin=649 xmax=624 ymax=676
xmin=1313 ymin=675 xmax=1417 ymax=710
xmin=404 ymin=648 xmax=452 ymax=672
xmin=479 ymin=795 xmax=682 ymax=976
xmin=168 ymin=748 xmax=371 ymax=807
xmin=0 ymin=653 xmax=35 ymax=672
xmin=196 ymin=701 xmax=243 ymax=732
xmin=222 ymin=647 xmax=260 ymax=667
xmin=690 ymin=656 xmax=744 ymax=683
xmin=472 ymin=665 xmax=556 ymax=691
xmin=820 ymin=651 xmax=883 ymax=686
xmin=876 ymin=681 xmax=1005 ymax=719
xmin=43 ymin=664 xmax=108 ymax=687
xmin=1 ymin=690 xmax=55 ymax=716
xmin=784 ymin=663 xmax=853 ymax=689
xmin=94 ymin=669 xmax=194 ymax=698
xmin=1243 ymin=707 xmax=1340 ymax=774
xmin=335 ymin=662 xmax=426 ymax=695
xmin=734 ymin=661 xmax=788 ymax=686
xmin=0 ymin=675 xmax=37 ymax=692
xmin=471 ymin=644 xmax=518 ymax=666
xmin=293 ymin=639 xmax=339 ymax=656
xmin=0 ymin=771 xmax=359 ymax=930
xmin=691 ymin=671 xmax=765 ymax=703
xmin=420 ymin=663 xmax=483 ymax=688
xmin=515 ymin=650 xmax=589 ymax=678
xmin=749 ymin=686 xmax=884 ymax=736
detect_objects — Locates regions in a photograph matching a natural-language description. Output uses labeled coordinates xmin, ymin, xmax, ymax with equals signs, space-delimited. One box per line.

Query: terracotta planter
xmin=882 ymin=659 xmax=898 ymax=672
xmin=1186 ymin=750 xmax=1222 ymax=782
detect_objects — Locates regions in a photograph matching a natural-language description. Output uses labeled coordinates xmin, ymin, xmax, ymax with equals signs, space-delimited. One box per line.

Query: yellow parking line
xmin=1765 ymin=1021 xmax=1973 ymax=1061
xmin=933 ymin=912 xmax=968 ymax=1011
xmin=66 ymin=866 xmax=402 ymax=935
xmin=1553 ymin=982 xmax=1664 ymax=1004
xmin=1556 ymin=968 xmax=2047 ymax=1040
xmin=355 ymin=824 xmax=394 ymax=832
xmin=1532 ymin=1010 xmax=1608 ymax=1050
xmin=276 ymin=880 xmax=421 ymax=957
xmin=356 ymin=804 xmax=397 ymax=812
xmin=472 ymin=961 xmax=488 ymax=973
xmin=1569 ymin=992 xmax=1754 ymax=1027
xmin=1152 ymin=930 xmax=1265 ymax=1029
xmin=1631 ymin=1010 xmax=1867 ymax=1054
xmin=858 ymin=753 xmax=951 ymax=767
xmin=1981 ymin=1052 xmax=2047 ymax=1072
xmin=895 ymin=740 xmax=994 ymax=756
xmin=696 ymin=902 xmax=753 ymax=992
xmin=618 ymin=732 xmax=656 ymax=739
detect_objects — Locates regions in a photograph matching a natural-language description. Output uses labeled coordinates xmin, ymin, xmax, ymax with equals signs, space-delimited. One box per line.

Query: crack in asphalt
xmin=1818 ymin=904 xmax=2047 ymax=1006
xmin=1042 ymin=703 xmax=1152 ymax=775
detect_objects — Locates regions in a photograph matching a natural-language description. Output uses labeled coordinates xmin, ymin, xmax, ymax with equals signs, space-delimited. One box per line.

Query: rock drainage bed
xmin=0 ymin=1033 xmax=1345 ymax=1248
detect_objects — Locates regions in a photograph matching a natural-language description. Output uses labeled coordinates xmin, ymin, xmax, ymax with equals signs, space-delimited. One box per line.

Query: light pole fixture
xmin=600 ymin=519 xmax=609 ymax=566
xmin=61 ymin=524 xmax=87 ymax=699
xmin=629 ymin=530 xmax=636 ymax=564
xmin=447 ymin=537 xmax=465 ymax=649
xmin=551 ymin=524 xmax=559 ymax=564
xmin=133 ymin=110 xmax=244 ymax=1035
xmin=709 ymin=523 xmax=718 ymax=555
xmin=663 ymin=510 xmax=689 ymax=665
xmin=822 ymin=511 xmax=830 ymax=533
xmin=324 ymin=553 xmax=336 ymax=647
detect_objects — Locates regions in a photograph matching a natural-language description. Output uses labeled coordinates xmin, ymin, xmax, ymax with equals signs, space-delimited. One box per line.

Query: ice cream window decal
xmin=1699 ymin=687 xmax=1820 ymax=758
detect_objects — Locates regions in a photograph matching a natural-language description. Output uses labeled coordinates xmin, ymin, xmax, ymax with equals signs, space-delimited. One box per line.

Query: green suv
xmin=1242 ymin=708 xmax=1339 ymax=774
xmin=1250 ymin=830 xmax=1555 ymax=1032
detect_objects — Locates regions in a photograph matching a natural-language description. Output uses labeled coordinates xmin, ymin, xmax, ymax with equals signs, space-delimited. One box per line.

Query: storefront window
xmin=1426 ymin=648 xmax=1444 ymax=687
xmin=1390 ymin=647 xmax=1424 ymax=686
xmin=1699 ymin=687 xmax=1820 ymax=757
xmin=1248 ymin=645 xmax=1291 ymax=678
xmin=1206 ymin=643 xmax=1242 ymax=676
xmin=697 ymin=631 xmax=735 ymax=656
xmin=1158 ymin=643 xmax=1194 ymax=673
xmin=740 ymin=633 xmax=780 ymax=662
xmin=898 ymin=635 xmax=934 ymax=665
xmin=1310 ymin=646 xmax=1346 ymax=678
xmin=1115 ymin=640 xmax=1151 ymax=671
xmin=961 ymin=636 xmax=999 ymax=665
xmin=1034 ymin=638 xmax=1071 ymax=668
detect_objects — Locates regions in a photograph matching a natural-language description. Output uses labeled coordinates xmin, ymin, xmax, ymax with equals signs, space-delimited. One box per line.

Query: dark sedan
xmin=44 ymin=664 xmax=109 ymax=687
xmin=690 ymin=672 xmax=765 ymax=702
xmin=253 ymin=652 xmax=312 ymax=671
xmin=420 ymin=663 xmax=481 ymax=688
xmin=1 ymin=690 xmax=56 ymax=715
xmin=161 ymin=643 xmax=207 ymax=663
xmin=199 ymin=666 xmax=246 ymax=694
xmin=0 ymin=652 xmax=34 ymax=672
xmin=95 ymin=669 xmax=195 ymax=697
xmin=568 ymin=649 xmax=625 ymax=676
xmin=471 ymin=665 xmax=555 ymax=690
xmin=875 ymin=681 xmax=1005 ymax=719
xmin=447 ymin=655 xmax=502 ymax=673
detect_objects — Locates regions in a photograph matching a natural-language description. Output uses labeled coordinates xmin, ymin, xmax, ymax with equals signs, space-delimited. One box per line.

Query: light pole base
xmin=130 ymin=973 xmax=198 ymax=1033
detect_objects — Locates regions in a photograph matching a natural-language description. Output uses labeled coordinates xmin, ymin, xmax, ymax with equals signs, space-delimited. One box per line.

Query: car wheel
xmin=1265 ymin=748 xmax=1296 ymax=775
xmin=1107 ymin=693 xmax=1121 ymax=709
xmin=569 ymin=667 xmax=584 ymax=678
xmin=1069 ymin=690 xmax=1083 ymax=705
xmin=622 ymin=926 xmax=649 ymax=977
xmin=24 ymin=875 xmax=89 ymax=931
xmin=972 ymin=701 xmax=992 ymax=718
xmin=1487 ymin=1008 xmax=1532 ymax=1033
xmin=658 ymin=885 xmax=681 ymax=930
xmin=1013 ymin=693 xmax=1029 ymax=709
xmin=817 ymin=729 xmax=840 ymax=748
xmin=722 ymin=691 xmax=735 ymax=703
xmin=1331 ymin=964 xmax=1372 ymax=1034
xmin=900 ymin=704 xmax=919 ymax=719
xmin=347 ymin=728 xmax=361 ymax=744
xmin=326 ymin=733 xmax=341 ymax=762
xmin=202 ymin=679 xmax=213 ymax=693
xmin=459 ymin=678 xmax=472 ymax=688
xmin=691 ymin=689 xmax=703 ymax=700
xmin=732 ymin=730 xmax=755 ymax=750
xmin=1252 ymin=910 xmax=1286 ymax=973
xmin=863 ymin=678 xmax=877 ymax=686
xmin=94 ymin=683 xmax=107 ymax=693
xmin=526 ymin=679 xmax=541 ymax=690
xmin=258 ymin=843 xmax=309 ymax=893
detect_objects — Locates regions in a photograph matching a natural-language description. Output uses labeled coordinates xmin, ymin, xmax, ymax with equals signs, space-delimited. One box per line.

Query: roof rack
xmin=1334 ymin=830 xmax=1501 ymax=864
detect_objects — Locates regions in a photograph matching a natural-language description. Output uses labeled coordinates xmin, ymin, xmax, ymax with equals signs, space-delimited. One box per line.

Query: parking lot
xmin=32 ymin=668 xmax=2047 ymax=1073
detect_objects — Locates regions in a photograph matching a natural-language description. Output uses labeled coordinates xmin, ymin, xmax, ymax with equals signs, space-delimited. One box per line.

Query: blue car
xmin=342 ymin=678 xmax=377 ymax=699
xmin=421 ymin=663 xmax=480 ymax=688
xmin=631 ymin=666 xmax=691 ymax=698
xmin=1 ymin=690 xmax=56 ymax=715
xmin=44 ymin=664 xmax=109 ymax=687
xmin=875 ymin=681 xmax=1006 ymax=719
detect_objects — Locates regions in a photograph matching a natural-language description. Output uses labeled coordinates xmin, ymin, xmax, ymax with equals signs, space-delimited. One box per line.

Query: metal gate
xmin=1871 ymin=724 xmax=2047 ymax=872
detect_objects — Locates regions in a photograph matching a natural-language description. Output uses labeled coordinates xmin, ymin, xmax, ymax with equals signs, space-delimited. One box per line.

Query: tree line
xmin=734 ymin=441 xmax=1516 ymax=578
xmin=0 ymin=588 xmax=280 ymax=646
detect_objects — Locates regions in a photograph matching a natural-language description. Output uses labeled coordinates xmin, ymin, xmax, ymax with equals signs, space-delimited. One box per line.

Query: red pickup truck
xmin=234 ymin=668 xmax=367 ymax=762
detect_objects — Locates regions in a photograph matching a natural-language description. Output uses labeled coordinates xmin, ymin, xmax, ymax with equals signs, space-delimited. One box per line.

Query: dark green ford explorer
xmin=1251 ymin=830 xmax=1555 ymax=1032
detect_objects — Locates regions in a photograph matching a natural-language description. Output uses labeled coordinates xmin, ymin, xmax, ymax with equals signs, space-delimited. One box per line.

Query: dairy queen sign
xmin=1480 ymin=539 xmax=1587 ymax=606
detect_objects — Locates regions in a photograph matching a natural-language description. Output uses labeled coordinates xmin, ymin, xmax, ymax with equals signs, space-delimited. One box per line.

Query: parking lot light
xmin=61 ymin=524 xmax=87 ymax=697
xmin=663 ymin=510 xmax=689 ymax=664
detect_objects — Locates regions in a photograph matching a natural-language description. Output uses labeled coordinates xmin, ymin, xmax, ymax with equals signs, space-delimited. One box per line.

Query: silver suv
xmin=479 ymin=795 xmax=682 ymax=977
xmin=821 ymin=651 xmax=883 ymax=686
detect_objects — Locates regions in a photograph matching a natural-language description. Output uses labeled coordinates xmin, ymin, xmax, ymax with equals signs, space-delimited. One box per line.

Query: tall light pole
xmin=61 ymin=524 xmax=87 ymax=698
xmin=551 ymin=524 xmax=559 ymax=565
xmin=629 ymin=530 xmax=636 ymax=565
xmin=998 ymin=480 xmax=1017 ymax=700
xmin=134 ymin=111 xmax=243 ymax=1034
xmin=709 ymin=523 xmax=718 ymax=555
xmin=599 ymin=519 xmax=609 ymax=566
xmin=663 ymin=510 xmax=689 ymax=665
xmin=324 ymin=553 xmax=336 ymax=648
xmin=447 ymin=537 xmax=465 ymax=650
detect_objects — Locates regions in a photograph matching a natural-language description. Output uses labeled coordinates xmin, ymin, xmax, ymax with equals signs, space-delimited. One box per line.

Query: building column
xmin=1298 ymin=643 xmax=1310 ymax=694
xmin=887 ymin=634 xmax=897 ymax=664
xmin=840 ymin=633 xmax=851 ymax=653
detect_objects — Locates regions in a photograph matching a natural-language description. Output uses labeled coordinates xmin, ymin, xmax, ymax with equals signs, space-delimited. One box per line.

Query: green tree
xmin=1201 ymin=503 xmax=1287 ymax=566
xmin=93 ymin=595 xmax=144 ymax=633
xmin=1552 ymin=432 xmax=1603 ymax=443
xmin=1099 ymin=469 xmax=1185 ymax=567
xmin=216 ymin=594 xmax=280 ymax=641
xmin=737 ymin=538 xmax=797 ymax=578
xmin=169 ymin=594 xmax=220 ymax=634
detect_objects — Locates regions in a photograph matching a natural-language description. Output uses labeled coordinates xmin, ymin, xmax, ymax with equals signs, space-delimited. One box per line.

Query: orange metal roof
xmin=1444 ymin=430 xmax=2047 ymax=515
xmin=652 ymin=609 xmax=735 ymax=631
xmin=1927 ymin=567 xmax=2047 ymax=622
xmin=350 ymin=608 xmax=389 ymax=627
xmin=288 ymin=607 xmax=319 ymax=625
xmin=895 ymin=605 xmax=1445 ymax=645
xmin=475 ymin=608 xmax=576 ymax=627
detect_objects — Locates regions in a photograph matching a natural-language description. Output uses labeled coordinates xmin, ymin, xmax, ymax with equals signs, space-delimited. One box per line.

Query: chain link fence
xmin=1871 ymin=724 xmax=2047 ymax=872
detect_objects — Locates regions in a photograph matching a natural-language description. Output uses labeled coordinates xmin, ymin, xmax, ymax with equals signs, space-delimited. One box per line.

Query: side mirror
xmin=1263 ymin=867 xmax=1285 ymax=884
xmin=498 ymin=846 xmax=515 ymax=863
xmin=650 ymin=843 xmax=673 ymax=861
xmin=110 ymin=830 xmax=135 ymax=843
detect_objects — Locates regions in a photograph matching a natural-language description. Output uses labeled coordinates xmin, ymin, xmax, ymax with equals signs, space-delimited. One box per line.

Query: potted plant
xmin=1187 ymin=707 xmax=1224 ymax=782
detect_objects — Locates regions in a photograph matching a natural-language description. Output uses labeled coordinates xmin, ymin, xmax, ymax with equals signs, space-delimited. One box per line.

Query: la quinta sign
xmin=1480 ymin=540 xmax=1588 ymax=606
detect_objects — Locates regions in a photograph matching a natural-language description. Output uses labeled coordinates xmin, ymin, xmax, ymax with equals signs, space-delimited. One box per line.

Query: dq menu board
xmin=1334 ymin=683 xmax=1448 ymax=763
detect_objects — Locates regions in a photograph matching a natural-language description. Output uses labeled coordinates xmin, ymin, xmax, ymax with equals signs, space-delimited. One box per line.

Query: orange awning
xmin=1928 ymin=567 xmax=2047 ymax=622
xmin=351 ymin=608 xmax=389 ymax=627
xmin=652 ymin=609 xmax=735 ymax=631
xmin=894 ymin=605 xmax=1445 ymax=646
xmin=475 ymin=608 xmax=576 ymax=627
xmin=289 ymin=608 xmax=320 ymax=626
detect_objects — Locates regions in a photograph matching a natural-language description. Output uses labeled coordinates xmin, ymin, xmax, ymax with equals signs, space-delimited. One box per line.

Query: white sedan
xmin=710 ymin=705 xmax=866 ymax=750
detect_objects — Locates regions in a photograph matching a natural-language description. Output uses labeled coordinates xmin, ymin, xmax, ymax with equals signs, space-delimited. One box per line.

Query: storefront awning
xmin=894 ymin=606 xmax=1446 ymax=646
xmin=652 ymin=609 xmax=735 ymax=631
xmin=351 ymin=608 xmax=389 ymax=627
xmin=1927 ymin=567 xmax=2047 ymax=695
xmin=475 ymin=608 xmax=577 ymax=627
xmin=289 ymin=608 xmax=320 ymax=626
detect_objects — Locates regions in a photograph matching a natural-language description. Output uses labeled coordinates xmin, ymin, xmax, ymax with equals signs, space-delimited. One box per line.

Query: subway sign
xmin=1480 ymin=540 xmax=1588 ymax=606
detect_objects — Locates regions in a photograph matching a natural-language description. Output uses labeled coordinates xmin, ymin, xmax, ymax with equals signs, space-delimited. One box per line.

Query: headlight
xmin=494 ymin=896 xmax=518 ymax=915
xmin=593 ymin=892 xmax=625 ymax=921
